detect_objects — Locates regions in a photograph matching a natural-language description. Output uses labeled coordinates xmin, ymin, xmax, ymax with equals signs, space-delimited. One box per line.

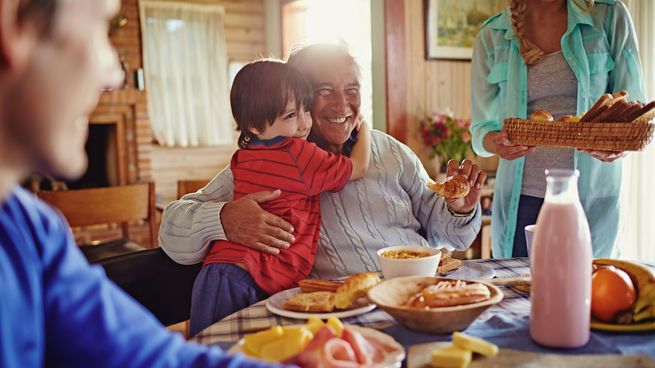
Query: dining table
xmin=192 ymin=258 xmax=655 ymax=366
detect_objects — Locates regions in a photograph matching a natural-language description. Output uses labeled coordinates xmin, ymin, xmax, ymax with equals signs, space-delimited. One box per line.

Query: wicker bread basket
xmin=503 ymin=118 xmax=655 ymax=151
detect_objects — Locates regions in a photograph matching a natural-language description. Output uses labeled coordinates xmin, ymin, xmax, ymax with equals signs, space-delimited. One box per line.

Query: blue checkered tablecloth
xmin=192 ymin=258 xmax=531 ymax=345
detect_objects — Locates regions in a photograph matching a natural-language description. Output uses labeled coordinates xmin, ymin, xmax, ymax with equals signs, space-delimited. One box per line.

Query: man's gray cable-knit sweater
xmin=159 ymin=130 xmax=481 ymax=280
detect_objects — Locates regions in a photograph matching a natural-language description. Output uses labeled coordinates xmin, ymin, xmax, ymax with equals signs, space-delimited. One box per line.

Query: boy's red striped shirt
xmin=204 ymin=137 xmax=353 ymax=294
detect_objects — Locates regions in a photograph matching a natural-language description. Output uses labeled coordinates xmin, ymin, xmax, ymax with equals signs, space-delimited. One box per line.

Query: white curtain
xmin=619 ymin=0 xmax=655 ymax=262
xmin=139 ymin=1 xmax=233 ymax=147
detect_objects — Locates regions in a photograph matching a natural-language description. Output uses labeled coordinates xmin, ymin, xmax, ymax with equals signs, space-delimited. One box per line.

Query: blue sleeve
xmin=470 ymin=29 xmax=503 ymax=157
xmin=39 ymin=210 xmax=277 ymax=368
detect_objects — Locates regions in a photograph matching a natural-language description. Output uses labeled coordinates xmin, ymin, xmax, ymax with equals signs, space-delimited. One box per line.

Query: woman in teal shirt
xmin=471 ymin=0 xmax=646 ymax=258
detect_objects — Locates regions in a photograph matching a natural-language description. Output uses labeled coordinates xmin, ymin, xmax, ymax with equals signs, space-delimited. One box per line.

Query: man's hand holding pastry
xmin=443 ymin=159 xmax=486 ymax=216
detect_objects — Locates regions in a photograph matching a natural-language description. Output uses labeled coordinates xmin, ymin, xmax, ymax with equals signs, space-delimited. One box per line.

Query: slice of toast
xmin=437 ymin=254 xmax=462 ymax=275
xmin=282 ymin=291 xmax=335 ymax=312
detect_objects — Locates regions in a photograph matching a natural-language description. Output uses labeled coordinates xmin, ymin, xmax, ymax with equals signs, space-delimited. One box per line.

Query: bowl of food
xmin=367 ymin=276 xmax=503 ymax=334
xmin=377 ymin=245 xmax=441 ymax=279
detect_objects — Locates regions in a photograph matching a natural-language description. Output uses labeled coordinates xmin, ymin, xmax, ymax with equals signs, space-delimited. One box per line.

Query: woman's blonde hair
xmin=509 ymin=0 xmax=594 ymax=65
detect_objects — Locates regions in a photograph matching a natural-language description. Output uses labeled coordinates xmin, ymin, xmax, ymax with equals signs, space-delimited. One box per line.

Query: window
xmin=139 ymin=1 xmax=233 ymax=147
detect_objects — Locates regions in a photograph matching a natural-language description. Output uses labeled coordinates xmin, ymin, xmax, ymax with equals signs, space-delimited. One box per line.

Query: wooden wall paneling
xmin=404 ymin=0 xmax=430 ymax=168
xmin=397 ymin=0 xmax=486 ymax=176
xmin=385 ymin=0 xmax=407 ymax=143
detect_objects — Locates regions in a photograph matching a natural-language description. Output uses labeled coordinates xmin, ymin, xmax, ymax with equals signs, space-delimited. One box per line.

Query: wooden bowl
xmin=367 ymin=276 xmax=503 ymax=334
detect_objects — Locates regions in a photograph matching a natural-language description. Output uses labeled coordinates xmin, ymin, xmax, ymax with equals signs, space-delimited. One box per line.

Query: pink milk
xmin=530 ymin=169 xmax=592 ymax=348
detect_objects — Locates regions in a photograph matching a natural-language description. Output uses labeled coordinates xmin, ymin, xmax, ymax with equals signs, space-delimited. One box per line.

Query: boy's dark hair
xmin=230 ymin=59 xmax=313 ymax=149
xmin=19 ymin=0 xmax=58 ymax=34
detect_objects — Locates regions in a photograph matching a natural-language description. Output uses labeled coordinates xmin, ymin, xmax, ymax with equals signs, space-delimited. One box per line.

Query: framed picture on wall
xmin=425 ymin=0 xmax=504 ymax=60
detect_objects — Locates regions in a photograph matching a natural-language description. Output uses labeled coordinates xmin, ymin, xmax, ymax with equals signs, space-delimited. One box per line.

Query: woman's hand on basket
xmin=484 ymin=131 xmax=536 ymax=160
xmin=578 ymin=149 xmax=627 ymax=163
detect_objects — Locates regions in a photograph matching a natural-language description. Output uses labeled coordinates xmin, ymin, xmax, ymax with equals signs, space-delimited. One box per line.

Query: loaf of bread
xmin=334 ymin=272 xmax=381 ymax=309
xmin=426 ymin=174 xmax=471 ymax=199
xmin=282 ymin=291 xmax=335 ymax=312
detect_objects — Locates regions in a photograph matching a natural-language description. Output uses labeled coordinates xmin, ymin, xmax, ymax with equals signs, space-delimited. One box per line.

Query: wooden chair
xmin=40 ymin=182 xmax=200 ymax=335
xmin=177 ymin=179 xmax=210 ymax=199
xmin=38 ymin=182 xmax=157 ymax=262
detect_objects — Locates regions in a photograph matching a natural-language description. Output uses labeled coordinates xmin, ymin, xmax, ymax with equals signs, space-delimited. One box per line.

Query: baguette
xmin=632 ymin=101 xmax=655 ymax=123
xmin=580 ymin=93 xmax=613 ymax=122
xmin=623 ymin=101 xmax=645 ymax=122
xmin=594 ymin=98 xmax=630 ymax=122
xmin=334 ymin=272 xmax=381 ymax=309
xmin=611 ymin=90 xmax=629 ymax=101
xmin=618 ymin=101 xmax=642 ymax=122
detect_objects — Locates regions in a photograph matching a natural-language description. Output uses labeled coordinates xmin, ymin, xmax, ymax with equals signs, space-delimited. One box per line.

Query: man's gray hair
xmin=287 ymin=42 xmax=361 ymax=79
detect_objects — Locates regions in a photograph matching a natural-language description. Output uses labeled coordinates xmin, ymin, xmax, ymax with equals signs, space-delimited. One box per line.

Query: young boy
xmin=190 ymin=59 xmax=370 ymax=335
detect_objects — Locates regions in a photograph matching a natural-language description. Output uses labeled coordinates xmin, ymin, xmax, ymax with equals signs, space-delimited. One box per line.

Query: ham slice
xmin=284 ymin=325 xmax=395 ymax=368
xmin=322 ymin=338 xmax=359 ymax=368
xmin=342 ymin=327 xmax=389 ymax=365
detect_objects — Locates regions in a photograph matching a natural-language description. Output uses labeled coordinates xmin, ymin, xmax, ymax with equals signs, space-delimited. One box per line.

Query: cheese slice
xmin=430 ymin=344 xmax=472 ymax=368
xmin=243 ymin=326 xmax=284 ymax=356
xmin=452 ymin=332 xmax=499 ymax=357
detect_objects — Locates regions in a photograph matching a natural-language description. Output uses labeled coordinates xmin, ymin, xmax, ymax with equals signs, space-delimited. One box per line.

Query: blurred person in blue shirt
xmin=0 ymin=0 xmax=283 ymax=367
xmin=470 ymin=0 xmax=646 ymax=259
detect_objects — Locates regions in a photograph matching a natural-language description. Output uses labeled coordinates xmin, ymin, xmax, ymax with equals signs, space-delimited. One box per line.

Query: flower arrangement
xmin=419 ymin=110 xmax=473 ymax=169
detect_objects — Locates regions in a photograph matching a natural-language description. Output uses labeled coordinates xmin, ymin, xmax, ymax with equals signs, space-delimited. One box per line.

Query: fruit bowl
xmin=591 ymin=258 xmax=655 ymax=329
xmin=367 ymin=276 xmax=503 ymax=334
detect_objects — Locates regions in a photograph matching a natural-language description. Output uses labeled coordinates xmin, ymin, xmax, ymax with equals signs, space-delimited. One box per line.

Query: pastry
xmin=555 ymin=114 xmax=581 ymax=123
xmin=426 ymin=174 xmax=471 ymax=199
xmin=298 ymin=279 xmax=344 ymax=293
xmin=405 ymin=280 xmax=491 ymax=308
xmin=530 ymin=109 xmax=553 ymax=122
xmin=334 ymin=272 xmax=381 ymax=309
xmin=283 ymin=291 xmax=335 ymax=312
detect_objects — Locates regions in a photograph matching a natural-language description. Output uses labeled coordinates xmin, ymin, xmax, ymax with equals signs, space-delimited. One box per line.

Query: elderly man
xmin=160 ymin=43 xmax=486 ymax=334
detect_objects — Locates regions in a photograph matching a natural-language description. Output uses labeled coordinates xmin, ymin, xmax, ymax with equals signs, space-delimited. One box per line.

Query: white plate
xmin=439 ymin=261 xmax=496 ymax=280
xmin=228 ymin=324 xmax=405 ymax=368
xmin=266 ymin=287 xmax=376 ymax=319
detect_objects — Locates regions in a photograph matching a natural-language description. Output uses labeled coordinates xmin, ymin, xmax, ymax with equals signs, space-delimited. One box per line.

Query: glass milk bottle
xmin=530 ymin=169 xmax=592 ymax=348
